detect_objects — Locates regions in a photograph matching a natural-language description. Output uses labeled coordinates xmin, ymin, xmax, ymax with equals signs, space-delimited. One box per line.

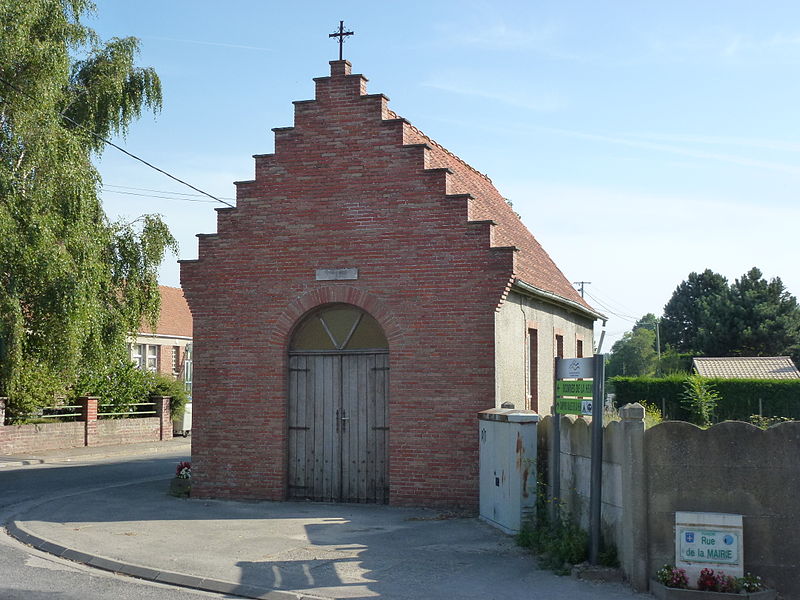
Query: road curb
xmin=2 ymin=485 xmax=325 ymax=600
xmin=0 ymin=459 xmax=45 ymax=468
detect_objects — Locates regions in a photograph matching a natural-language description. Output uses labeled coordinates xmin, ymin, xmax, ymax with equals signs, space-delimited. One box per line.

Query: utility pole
xmin=574 ymin=281 xmax=591 ymax=298
xmin=655 ymin=319 xmax=662 ymax=375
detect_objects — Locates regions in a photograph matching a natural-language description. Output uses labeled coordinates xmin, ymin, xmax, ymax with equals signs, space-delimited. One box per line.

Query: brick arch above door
xmin=270 ymin=286 xmax=401 ymax=351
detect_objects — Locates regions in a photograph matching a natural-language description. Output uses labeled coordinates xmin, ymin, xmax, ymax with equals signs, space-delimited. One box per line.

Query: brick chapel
xmin=181 ymin=59 xmax=603 ymax=509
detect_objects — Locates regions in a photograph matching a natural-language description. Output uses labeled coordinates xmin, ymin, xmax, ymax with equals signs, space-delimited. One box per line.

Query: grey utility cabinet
xmin=478 ymin=408 xmax=539 ymax=534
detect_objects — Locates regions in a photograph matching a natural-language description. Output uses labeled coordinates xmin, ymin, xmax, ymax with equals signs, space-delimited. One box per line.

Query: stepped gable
xmin=229 ymin=59 xmax=590 ymax=313
xmin=396 ymin=115 xmax=591 ymax=312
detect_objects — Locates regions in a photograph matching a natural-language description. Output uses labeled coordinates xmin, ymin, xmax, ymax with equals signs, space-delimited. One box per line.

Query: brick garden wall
xmin=0 ymin=397 xmax=172 ymax=455
xmin=0 ymin=421 xmax=85 ymax=455
xmin=95 ymin=418 xmax=162 ymax=446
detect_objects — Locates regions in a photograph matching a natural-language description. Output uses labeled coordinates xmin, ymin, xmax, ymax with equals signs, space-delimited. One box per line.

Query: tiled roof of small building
xmin=693 ymin=356 xmax=800 ymax=379
xmin=389 ymin=109 xmax=600 ymax=318
xmin=140 ymin=286 xmax=193 ymax=338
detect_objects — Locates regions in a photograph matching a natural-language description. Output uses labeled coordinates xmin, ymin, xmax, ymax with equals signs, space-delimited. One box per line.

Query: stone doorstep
xmin=650 ymin=580 xmax=777 ymax=600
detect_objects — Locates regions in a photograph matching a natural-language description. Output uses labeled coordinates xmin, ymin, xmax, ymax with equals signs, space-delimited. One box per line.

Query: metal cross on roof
xmin=329 ymin=20 xmax=354 ymax=61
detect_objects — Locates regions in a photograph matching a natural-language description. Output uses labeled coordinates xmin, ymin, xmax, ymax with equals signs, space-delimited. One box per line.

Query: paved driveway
xmin=10 ymin=477 xmax=649 ymax=600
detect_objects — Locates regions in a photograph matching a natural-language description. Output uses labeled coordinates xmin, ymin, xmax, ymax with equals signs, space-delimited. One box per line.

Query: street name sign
xmin=555 ymin=398 xmax=593 ymax=416
xmin=556 ymin=380 xmax=593 ymax=397
xmin=675 ymin=512 xmax=743 ymax=581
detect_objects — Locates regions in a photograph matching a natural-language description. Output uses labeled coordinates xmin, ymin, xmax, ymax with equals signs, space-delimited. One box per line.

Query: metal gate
xmin=288 ymin=351 xmax=389 ymax=503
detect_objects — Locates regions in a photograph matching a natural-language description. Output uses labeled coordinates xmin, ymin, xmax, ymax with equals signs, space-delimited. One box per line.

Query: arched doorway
xmin=288 ymin=304 xmax=389 ymax=503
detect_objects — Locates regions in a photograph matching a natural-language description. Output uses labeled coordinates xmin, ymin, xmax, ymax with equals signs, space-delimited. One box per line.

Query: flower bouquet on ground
xmin=169 ymin=461 xmax=192 ymax=497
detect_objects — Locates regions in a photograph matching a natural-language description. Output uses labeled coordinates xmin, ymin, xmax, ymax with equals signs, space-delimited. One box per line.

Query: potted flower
xmin=169 ymin=461 xmax=192 ymax=497
xmin=651 ymin=565 xmax=775 ymax=599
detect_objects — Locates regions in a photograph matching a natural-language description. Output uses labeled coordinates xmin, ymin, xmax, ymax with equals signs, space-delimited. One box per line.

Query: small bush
xmin=518 ymin=484 xmax=588 ymax=575
xmin=748 ymin=414 xmax=792 ymax=429
xmin=642 ymin=402 xmax=663 ymax=429
xmin=147 ymin=372 xmax=189 ymax=419
xmin=681 ymin=375 xmax=720 ymax=427
xmin=72 ymin=358 xmax=150 ymax=413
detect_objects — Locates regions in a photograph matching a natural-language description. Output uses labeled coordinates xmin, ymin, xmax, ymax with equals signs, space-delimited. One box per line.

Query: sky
xmin=89 ymin=1 xmax=800 ymax=349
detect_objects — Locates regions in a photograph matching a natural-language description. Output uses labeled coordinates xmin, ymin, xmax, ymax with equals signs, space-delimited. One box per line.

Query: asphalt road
xmin=0 ymin=443 xmax=235 ymax=600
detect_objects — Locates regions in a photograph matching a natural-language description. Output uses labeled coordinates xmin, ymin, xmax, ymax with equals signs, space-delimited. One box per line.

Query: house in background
xmin=693 ymin=356 xmax=800 ymax=379
xmin=131 ymin=286 xmax=193 ymax=390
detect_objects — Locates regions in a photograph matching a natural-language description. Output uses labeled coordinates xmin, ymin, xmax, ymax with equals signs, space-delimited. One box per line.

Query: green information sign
xmin=556 ymin=398 xmax=593 ymax=415
xmin=556 ymin=380 xmax=593 ymax=398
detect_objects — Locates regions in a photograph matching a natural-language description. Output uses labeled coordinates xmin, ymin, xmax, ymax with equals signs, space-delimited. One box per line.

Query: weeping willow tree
xmin=0 ymin=0 xmax=177 ymax=419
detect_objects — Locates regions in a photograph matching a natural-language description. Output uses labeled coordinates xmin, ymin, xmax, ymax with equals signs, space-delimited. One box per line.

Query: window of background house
xmin=172 ymin=346 xmax=179 ymax=375
xmin=145 ymin=345 xmax=158 ymax=371
xmin=577 ymin=339 xmax=584 ymax=358
xmin=555 ymin=334 xmax=564 ymax=359
xmin=132 ymin=344 xmax=159 ymax=372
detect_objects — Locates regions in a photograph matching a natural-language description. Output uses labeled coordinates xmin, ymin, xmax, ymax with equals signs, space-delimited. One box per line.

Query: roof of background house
xmin=692 ymin=356 xmax=800 ymax=379
xmin=139 ymin=286 xmax=193 ymax=338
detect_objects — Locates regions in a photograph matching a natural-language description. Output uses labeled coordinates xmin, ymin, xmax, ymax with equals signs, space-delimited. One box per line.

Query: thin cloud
xmin=427 ymin=115 xmax=800 ymax=176
xmin=533 ymin=126 xmax=800 ymax=176
xmin=146 ymin=36 xmax=275 ymax=52
xmin=450 ymin=22 xmax=555 ymax=50
xmin=645 ymin=30 xmax=800 ymax=62
xmin=423 ymin=81 xmax=564 ymax=112
xmin=623 ymin=132 xmax=800 ymax=153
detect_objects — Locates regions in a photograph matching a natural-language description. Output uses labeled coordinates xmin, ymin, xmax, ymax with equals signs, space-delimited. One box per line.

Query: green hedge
xmin=611 ymin=376 xmax=800 ymax=421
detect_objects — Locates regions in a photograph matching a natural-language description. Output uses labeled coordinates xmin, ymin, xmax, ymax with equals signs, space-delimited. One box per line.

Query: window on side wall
xmin=555 ymin=334 xmax=564 ymax=359
xmin=577 ymin=339 xmax=584 ymax=358
xmin=528 ymin=328 xmax=539 ymax=413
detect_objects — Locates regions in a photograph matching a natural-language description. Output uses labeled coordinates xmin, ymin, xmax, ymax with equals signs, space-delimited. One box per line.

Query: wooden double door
xmin=288 ymin=351 xmax=389 ymax=503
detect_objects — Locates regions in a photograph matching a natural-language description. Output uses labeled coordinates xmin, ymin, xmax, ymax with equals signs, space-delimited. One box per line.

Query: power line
xmin=583 ymin=291 xmax=638 ymax=323
xmin=589 ymin=284 xmax=640 ymax=315
xmin=103 ymin=189 xmax=219 ymax=203
xmin=0 ymin=75 xmax=234 ymax=208
xmin=104 ymin=183 xmax=236 ymax=201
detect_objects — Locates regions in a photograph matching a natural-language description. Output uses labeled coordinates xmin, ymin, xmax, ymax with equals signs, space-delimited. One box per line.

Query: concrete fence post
xmin=78 ymin=396 xmax=99 ymax=447
xmin=620 ymin=402 xmax=648 ymax=591
xmin=0 ymin=397 xmax=6 ymax=426
xmin=152 ymin=396 xmax=171 ymax=441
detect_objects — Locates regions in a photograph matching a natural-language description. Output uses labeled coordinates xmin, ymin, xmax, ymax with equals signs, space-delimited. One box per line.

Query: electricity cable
xmin=583 ymin=291 xmax=638 ymax=324
xmin=103 ymin=189 xmax=220 ymax=203
xmin=104 ymin=183 xmax=235 ymax=201
xmin=0 ymin=74 xmax=234 ymax=208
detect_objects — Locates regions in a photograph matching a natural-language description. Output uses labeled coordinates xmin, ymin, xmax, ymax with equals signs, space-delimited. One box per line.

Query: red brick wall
xmin=181 ymin=60 xmax=516 ymax=509
xmin=0 ymin=419 xmax=166 ymax=454
xmin=0 ymin=397 xmax=170 ymax=455
xmin=0 ymin=422 xmax=85 ymax=455
xmin=96 ymin=418 xmax=161 ymax=446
